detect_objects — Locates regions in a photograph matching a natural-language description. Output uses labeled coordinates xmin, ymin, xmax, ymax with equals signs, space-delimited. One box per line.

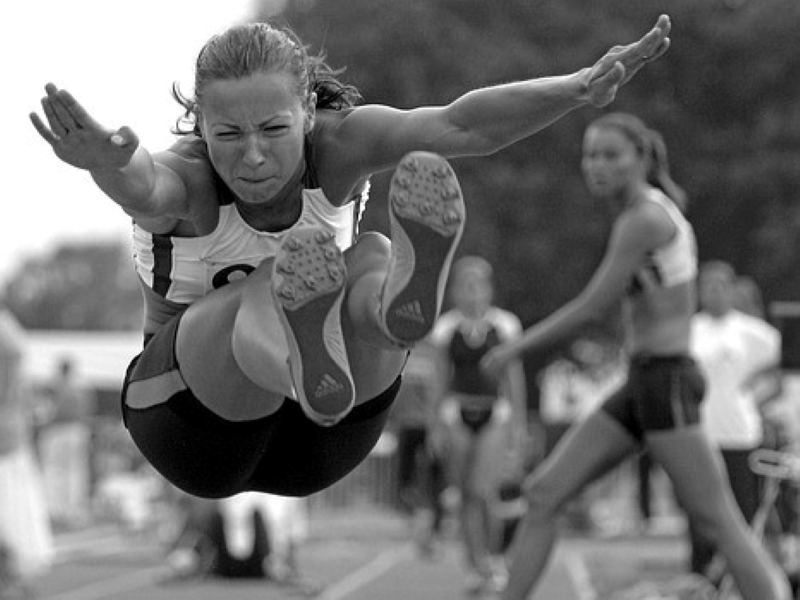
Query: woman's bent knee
xmin=345 ymin=232 xmax=390 ymax=279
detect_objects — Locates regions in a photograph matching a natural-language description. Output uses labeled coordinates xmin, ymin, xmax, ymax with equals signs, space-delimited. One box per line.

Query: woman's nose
xmin=242 ymin=134 xmax=267 ymax=166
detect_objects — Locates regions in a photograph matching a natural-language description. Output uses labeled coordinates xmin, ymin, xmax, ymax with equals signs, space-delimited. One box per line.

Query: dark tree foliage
xmin=5 ymin=0 xmax=795 ymax=415
xmin=270 ymin=0 xmax=800 ymax=330
xmin=4 ymin=242 xmax=141 ymax=331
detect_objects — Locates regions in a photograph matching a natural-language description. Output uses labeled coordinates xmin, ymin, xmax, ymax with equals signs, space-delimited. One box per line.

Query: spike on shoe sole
xmin=380 ymin=151 xmax=465 ymax=346
xmin=273 ymin=227 xmax=354 ymax=426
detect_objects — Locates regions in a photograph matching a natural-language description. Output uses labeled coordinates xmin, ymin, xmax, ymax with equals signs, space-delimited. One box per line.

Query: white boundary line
xmin=53 ymin=526 xmax=119 ymax=548
xmin=563 ymin=549 xmax=598 ymax=600
xmin=316 ymin=544 xmax=412 ymax=600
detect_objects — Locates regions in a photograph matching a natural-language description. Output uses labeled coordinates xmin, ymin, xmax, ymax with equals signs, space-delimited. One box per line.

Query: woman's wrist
xmin=570 ymin=68 xmax=593 ymax=105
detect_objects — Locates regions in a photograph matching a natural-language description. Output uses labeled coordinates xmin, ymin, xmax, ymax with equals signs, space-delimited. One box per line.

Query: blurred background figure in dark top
xmin=429 ymin=256 xmax=529 ymax=595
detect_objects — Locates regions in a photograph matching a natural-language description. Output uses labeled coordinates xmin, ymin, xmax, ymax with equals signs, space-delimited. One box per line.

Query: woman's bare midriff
xmin=624 ymin=282 xmax=694 ymax=356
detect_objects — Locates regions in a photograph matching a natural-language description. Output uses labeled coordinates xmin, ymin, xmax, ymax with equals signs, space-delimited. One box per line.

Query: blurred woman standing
xmin=0 ymin=307 xmax=54 ymax=597
xmin=483 ymin=113 xmax=790 ymax=600
xmin=430 ymin=257 xmax=528 ymax=595
xmin=690 ymin=261 xmax=782 ymax=575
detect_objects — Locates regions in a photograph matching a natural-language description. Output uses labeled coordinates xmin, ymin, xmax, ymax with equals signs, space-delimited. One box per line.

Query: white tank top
xmin=133 ymin=186 xmax=366 ymax=306
xmin=630 ymin=189 xmax=697 ymax=293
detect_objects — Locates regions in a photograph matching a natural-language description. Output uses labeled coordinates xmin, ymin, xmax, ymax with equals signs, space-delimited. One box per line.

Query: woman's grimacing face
xmin=581 ymin=126 xmax=643 ymax=199
xmin=199 ymin=71 xmax=311 ymax=206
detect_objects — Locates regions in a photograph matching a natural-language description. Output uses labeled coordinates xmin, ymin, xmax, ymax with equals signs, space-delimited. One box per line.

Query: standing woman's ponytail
xmin=646 ymin=129 xmax=688 ymax=212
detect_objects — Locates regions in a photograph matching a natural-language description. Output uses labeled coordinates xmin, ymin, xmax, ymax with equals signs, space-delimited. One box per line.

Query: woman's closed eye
xmin=214 ymin=130 xmax=240 ymax=141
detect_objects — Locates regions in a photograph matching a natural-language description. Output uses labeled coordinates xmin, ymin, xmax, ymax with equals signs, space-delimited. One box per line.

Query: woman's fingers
xmin=41 ymin=95 xmax=67 ymax=138
xmin=58 ymin=88 xmax=98 ymax=132
xmin=634 ymin=15 xmax=671 ymax=66
xmin=42 ymin=83 xmax=89 ymax=137
xmin=29 ymin=111 xmax=59 ymax=145
xmin=45 ymin=84 xmax=77 ymax=135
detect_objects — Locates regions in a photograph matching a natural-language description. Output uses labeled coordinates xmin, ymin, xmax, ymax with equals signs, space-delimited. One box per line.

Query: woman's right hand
xmin=30 ymin=83 xmax=139 ymax=171
xmin=480 ymin=343 xmax=517 ymax=381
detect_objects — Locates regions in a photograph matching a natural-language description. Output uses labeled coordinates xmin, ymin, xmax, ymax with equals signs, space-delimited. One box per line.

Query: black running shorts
xmin=601 ymin=354 xmax=706 ymax=441
xmin=121 ymin=312 xmax=400 ymax=498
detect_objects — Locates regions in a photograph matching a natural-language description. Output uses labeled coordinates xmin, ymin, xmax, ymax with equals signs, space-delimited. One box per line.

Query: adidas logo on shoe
xmin=394 ymin=300 xmax=426 ymax=324
xmin=314 ymin=373 xmax=346 ymax=399
xmin=379 ymin=151 xmax=465 ymax=347
xmin=272 ymin=225 xmax=355 ymax=426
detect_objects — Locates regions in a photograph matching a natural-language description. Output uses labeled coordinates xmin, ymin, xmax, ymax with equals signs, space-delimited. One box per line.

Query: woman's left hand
xmin=583 ymin=14 xmax=671 ymax=107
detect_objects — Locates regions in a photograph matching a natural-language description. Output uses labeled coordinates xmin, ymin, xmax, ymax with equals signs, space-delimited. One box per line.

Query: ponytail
xmin=646 ymin=129 xmax=688 ymax=211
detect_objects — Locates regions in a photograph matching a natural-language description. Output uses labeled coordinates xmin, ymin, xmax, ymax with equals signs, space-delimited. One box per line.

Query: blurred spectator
xmin=166 ymin=492 xmax=318 ymax=594
xmin=763 ymin=302 xmax=800 ymax=443
xmin=536 ymin=336 xmax=627 ymax=531
xmin=760 ymin=302 xmax=800 ymax=589
xmin=92 ymin=430 xmax=165 ymax=535
xmin=0 ymin=307 xmax=54 ymax=598
xmin=222 ymin=493 xmax=315 ymax=589
xmin=689 ymin=261 xmax=781 ymax=575
xmin=387 ymin=339 xmax=447 ymax=555
xmin=429 ymin=256 xmax=529 ymax=595
xmin=38 ymin=356 xmax=96 ymax=529
xmin=735 ymin=275 xmax=768 ymax=320
xmin=538 ymin=336 xmax=626 ymax=454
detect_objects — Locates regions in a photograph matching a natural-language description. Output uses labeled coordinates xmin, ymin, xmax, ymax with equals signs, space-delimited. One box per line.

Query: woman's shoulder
xmin=311 ymin=109 xmax=357 ymax=155
xmin=429 ymin=310 xmax=463 ymax=344
xmin=139 ymin=136 xmax=221 ymax=234
xmin=157 ymin=136 xmax=219 ymax=198
xmin=617 ymin=189 xmax=675 ymax=241
xmin=308 ymin=109 xmax=372 ymax=205
xmin=159 ymin=135 xmax=210 ymax=165
xmin=629 ymin=188 xmax=672 ymax=216
xmin=487 ymin=306 xmax=523 ymax=335
xmin=733 ymin=310 xmax=781 ymax=339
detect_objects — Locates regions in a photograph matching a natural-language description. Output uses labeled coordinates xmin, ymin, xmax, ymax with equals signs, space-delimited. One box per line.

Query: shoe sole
xmin=381 ymin=151 xmax=465 ymax=345
xmin=272 ymin=227 xmax=354 ymax=426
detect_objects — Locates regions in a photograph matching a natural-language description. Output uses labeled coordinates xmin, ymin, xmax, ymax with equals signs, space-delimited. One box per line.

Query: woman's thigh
xmin=125 ymin=375 xmax=401 ymax=499
xmin=468 ymin=425 xmax=508 ymax=497
xmin=229 ymin=232 xmax=405 ymax=406
xmin=178 ymin=268 xmax=289 ymax=420
xmin=525 ymin=411 xmax=639 ymax=508
xmin=468 ymin=406 xmax=525 ymax=496
xmin=645 ymin=427 xmax=739 ymax=525
xmin=124 ymin=390 xmax=272 ymax=499
xmin=248 ymin=376 xmax=401 ymax=496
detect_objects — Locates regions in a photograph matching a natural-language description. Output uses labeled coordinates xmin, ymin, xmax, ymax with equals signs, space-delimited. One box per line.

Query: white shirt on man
xmin=691 ymin=310 xmax=780 ymax=448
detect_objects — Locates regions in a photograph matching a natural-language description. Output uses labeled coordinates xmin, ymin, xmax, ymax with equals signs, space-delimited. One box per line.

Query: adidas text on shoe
xmin=380 ymin=151 xmax=465 ymax=346
xmin=273 ymin=226 xmax=355 ymax=426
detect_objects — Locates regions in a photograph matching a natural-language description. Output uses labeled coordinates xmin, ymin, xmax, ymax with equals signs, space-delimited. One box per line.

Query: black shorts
xmin=601 ymin=354 xmax=706 ymax=442
xmin=459 ymin=406 xmax=495 ymax=433
xmin=121 ymin=312 xmax=400 ymax=499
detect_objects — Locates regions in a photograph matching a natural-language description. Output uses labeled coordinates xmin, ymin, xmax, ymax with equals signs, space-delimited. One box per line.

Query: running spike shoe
xmin=380 ymin=151 xmax=465 ymax=346
xmin=273 ymin=226 xmax=354 ymax=426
